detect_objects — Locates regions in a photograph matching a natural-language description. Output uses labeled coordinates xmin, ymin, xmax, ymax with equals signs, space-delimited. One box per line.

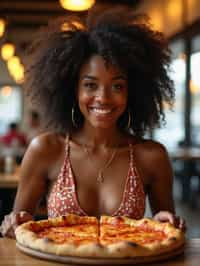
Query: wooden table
xmin=170 ymin=147 xmax=200 ymax=203
xmin=0 ymin=238 xmax=199 ymax=266
xmin=0 ymin=167 xmax=19 ymax=188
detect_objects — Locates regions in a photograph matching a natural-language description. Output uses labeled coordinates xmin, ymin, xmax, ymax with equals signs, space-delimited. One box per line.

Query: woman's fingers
xmin=153 ymin=211 xmax=186 ymax=231
xmin=153 ymin=211 xmax=175 ymax=224
xmin=19 ymin=211 xmax=33 ymax=223
xmin=0 ymin=214 xmax=14 ymax=237
xmin=0 ymin=211 xmax=33 ymax=238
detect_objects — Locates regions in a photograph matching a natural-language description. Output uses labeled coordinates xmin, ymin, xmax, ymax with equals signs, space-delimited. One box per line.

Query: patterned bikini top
xmin=47 ymin=137 xmax=146 ymax=219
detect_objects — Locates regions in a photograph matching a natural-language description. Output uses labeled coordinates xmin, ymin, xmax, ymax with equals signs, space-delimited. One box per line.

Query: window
xmin=0 ymin=85 xmax=22 ymax=134
xmin=191 ymin=35 xmax=200 ymax=145
xmin=154 ymin=40 xmax=185 ymax=151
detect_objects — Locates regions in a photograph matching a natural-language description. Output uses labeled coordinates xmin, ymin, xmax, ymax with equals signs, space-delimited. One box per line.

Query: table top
xmin=0 ymin=238 xmax=200 ymax=266
xmin=0 ymin=167 xmax=19 ymax=188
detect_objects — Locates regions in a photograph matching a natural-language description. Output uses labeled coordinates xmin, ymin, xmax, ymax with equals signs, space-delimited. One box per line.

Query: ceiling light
xmin=0 ymin=18 xmax=6 ymax=37
xmin=7 ymin=56 xmax=21 ymax=73
xmin=59 ymin=0 xmax=95 ymax=11
xmin=1 ymin=43 xmax=15 ymax=61
xmin=1 ymin=86 xmax=12 ymax=97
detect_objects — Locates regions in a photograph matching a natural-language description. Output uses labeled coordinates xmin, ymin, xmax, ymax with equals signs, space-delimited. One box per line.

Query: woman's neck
xmin=73 ymin=124 xmax=125 ymax=149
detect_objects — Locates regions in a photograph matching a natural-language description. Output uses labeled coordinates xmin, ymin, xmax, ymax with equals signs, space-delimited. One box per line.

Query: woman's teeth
xmin=90 ymin=108 xmax=112 ymax=114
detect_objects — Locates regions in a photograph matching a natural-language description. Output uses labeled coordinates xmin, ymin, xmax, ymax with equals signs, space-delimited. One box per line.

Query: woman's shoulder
xmin=130 ymin=136 xmax=169 ymax=160
xmin=130 ymin=138 xmax=171 ymax=181
xmin=27 ymin=132 xmax=66 ymax=158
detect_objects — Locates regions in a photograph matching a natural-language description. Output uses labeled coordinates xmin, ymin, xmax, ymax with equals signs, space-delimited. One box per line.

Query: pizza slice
xmin=99 ymin=215 xmax=185 ymax=257
xmin=15 ymin=214 xmax=101 ymax=257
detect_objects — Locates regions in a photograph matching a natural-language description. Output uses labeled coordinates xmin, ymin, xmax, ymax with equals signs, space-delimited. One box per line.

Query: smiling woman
xmin=77 ymin=55 xmax=128 ymax=130
xmin=0 ymin=6 xmax=185 ymax=238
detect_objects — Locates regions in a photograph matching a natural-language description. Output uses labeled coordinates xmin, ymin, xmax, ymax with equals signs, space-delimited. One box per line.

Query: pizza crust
xmin=15 ymin=214 xmax=185 ymax=258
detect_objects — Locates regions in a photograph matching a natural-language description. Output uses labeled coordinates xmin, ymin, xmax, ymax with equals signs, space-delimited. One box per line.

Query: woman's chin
xmin=89 ymin=121 xmax=116 ymax=130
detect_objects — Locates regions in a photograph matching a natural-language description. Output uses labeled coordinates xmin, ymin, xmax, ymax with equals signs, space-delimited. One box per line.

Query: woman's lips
xmin=89 ymin=107 xmax=113 ymax=114
xmin=88 ymin=107 xmax=115 ymax=119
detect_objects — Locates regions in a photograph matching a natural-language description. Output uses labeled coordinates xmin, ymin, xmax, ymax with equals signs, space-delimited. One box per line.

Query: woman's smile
xmin=88 ymin=106 xmax=115 ymax=118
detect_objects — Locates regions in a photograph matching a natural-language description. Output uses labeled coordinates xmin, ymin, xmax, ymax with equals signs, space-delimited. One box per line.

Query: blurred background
xmin=0 ymin=0 xmax=200 ymax=237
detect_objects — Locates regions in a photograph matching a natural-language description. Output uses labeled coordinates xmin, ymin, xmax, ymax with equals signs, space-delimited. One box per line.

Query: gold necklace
xmin=83 ymin=145 xmax=117 ymax=183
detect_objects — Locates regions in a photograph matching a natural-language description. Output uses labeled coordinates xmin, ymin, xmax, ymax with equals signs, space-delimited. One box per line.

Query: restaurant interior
xmin=0 ymin=0 xmax=200 ymax=240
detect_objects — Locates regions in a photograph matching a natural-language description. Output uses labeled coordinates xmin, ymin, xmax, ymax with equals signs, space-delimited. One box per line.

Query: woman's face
xmin=77 ymin=55 xmax=128 ymax=129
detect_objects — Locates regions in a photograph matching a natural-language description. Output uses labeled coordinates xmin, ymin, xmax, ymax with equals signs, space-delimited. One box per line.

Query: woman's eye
xmin=112 ymin=83 xmax=124 ymax=91
xmin=83 ymin=82 xmax=97 ymax=90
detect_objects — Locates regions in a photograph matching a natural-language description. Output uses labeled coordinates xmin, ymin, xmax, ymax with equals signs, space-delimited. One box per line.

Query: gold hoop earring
xmin=72 ymin=106 xmax=78 ymax=128
xmin=127 ymin=110 xmax=131 ymax=129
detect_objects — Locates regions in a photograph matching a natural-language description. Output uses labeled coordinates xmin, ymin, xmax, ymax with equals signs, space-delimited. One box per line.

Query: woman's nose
xmin=95 ymin=87 xmax=110 ymax=102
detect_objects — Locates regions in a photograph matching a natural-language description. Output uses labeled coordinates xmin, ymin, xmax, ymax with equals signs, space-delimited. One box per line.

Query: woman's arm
xmin=13 ymin=137 xmax=48 ymax=213
xmin=0 ymin=134 xmax=52 ymax=238
xmin=148 ymin=143 xmax=175 ymax=214
xmin=147 ymin=142 xmax=185 ymax=230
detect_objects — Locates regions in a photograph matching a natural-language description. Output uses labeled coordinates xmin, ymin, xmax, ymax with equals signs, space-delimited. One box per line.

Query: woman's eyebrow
xmin=81 ymin=75 xmax=98 ymax=80
xmin=112 ymin=75 xmax=127 ymax=80
xmin=81 ymin=75 xmax=127 ymax=81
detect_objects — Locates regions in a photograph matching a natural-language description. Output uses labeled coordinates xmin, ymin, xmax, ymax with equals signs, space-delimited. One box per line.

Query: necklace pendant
xmin=97 ymin=171 xmax=104 ymax=183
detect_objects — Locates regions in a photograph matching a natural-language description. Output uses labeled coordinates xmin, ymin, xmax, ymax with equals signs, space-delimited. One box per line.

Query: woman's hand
xmin=153 ymin=211 xmax=186 ymax=232
xmin=0 ymin=211 xmax=33 ymax=238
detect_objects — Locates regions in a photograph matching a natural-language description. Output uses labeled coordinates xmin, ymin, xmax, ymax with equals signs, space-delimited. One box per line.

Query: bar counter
xmin=0 ymin=238 xmax=200 ymax=266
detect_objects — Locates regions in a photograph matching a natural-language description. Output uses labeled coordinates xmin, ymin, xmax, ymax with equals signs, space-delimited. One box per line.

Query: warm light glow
xmin=61 ymin=21 xmax=85 ymax=31
xmin=1 ymin=43 xmax=15 ymax=61
xmin=11 ymin=64 xmax=25 ymax=84
xmin=7 ymin=56 xmax=21 ymax=73
xmin=7 ymin=56 xmax=25 ymax=83
xmin=1 ymin=86 xmax=12 ymax=97
xmin=166 ymin=0 xmax=182 ymax=20
xmin=59 ymin=0 xmax=95 ymax=11
xmin=190 ymin=79 xmax=200 ymax=94
xmin=149 ymin=10 xmax=163 ymax=31
xmin=61 ymin=22 xmax=70 ymax=31
xmin=0 ymin=18 xmax=6 ymax=37
xmin=178 ymin=53 xmax=186 ymax=60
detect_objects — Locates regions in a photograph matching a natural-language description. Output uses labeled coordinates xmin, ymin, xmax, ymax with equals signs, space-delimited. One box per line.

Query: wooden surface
xmin=0 ymin=238 xmax=200 ymax=266
xmin=0 ymin=167 xmax=19 ymax=188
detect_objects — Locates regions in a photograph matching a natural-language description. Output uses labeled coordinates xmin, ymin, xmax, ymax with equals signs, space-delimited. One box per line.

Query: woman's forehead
xmin=79 ymin=55 xmax=126 ymax=78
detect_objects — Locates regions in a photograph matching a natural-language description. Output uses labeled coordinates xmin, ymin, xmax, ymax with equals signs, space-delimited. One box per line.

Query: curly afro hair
xmin=24 ymin=6 xmax=174 ymax=137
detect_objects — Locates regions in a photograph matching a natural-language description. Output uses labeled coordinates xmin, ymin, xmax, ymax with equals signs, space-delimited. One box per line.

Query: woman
xmin=0 ymin=7 xmax=185 ymax=238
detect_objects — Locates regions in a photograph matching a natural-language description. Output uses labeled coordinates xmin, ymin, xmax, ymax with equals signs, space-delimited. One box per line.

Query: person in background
xmin=26 ymin=110 xmax=41 ymax=143
xmin=0 ymin=122 xmax=27 ymax=148
xmin=0 ymin=7 xmax=185 ymax=238
xmin=0 ymin=122 xmax=27 ymax=165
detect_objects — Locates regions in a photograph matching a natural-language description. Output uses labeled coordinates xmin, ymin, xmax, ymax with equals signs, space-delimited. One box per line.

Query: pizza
xmin=15 ymin=214 xmax=185 ymax=258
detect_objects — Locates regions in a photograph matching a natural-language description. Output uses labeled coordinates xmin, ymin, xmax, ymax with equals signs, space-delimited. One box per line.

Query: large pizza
xmin=15 ymin=214 xmax=185 ymax=259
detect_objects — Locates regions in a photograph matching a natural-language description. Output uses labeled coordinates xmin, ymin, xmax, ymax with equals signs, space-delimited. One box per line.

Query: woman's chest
xmin=48 ymin=149 xmax=148 ymax=217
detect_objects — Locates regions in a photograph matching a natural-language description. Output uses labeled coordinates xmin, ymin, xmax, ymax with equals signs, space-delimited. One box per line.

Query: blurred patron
xmin=0 ymin=122 xmax=27 ymax=165
xmin=0 ymin=122 xmax=27 ymax=147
